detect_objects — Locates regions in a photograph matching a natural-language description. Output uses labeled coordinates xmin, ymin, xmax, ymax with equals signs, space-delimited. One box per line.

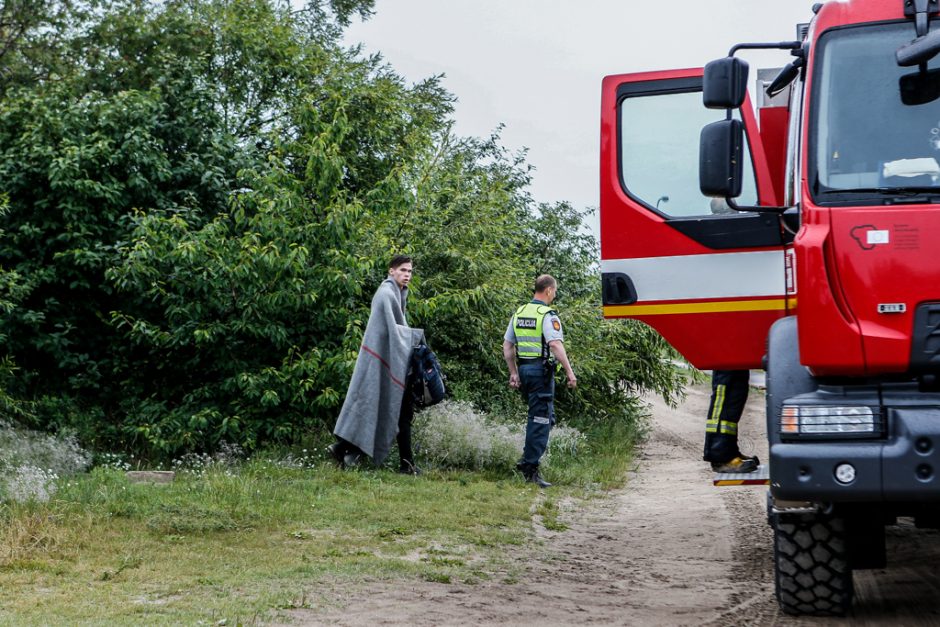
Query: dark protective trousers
xmin=703 ymin=369 xmax=750 ymax=464
xmin=519 ymin=361 xmax=556 ymax=466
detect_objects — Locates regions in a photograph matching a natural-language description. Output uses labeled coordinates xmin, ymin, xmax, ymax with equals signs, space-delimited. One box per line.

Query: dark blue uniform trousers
xmin=519 ymin=362 xmax=556 ymax=466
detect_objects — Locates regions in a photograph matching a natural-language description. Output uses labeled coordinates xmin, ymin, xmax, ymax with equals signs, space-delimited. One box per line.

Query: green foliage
xmin=0 ymin=0 xmax=684 ymax=458
xmin=101 ymin=30 xmax=453 ymax=454
xmin=0 ymin=0 xmax=103 ymax=93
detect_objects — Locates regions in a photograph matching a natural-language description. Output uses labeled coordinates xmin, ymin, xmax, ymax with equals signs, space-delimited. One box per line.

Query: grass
xmin=0 ymin=418 xmax=643 ymax=625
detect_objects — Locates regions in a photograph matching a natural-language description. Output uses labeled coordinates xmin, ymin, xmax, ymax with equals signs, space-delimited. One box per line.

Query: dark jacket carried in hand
xmin=411 ymin=344 xmax=445 ymax=407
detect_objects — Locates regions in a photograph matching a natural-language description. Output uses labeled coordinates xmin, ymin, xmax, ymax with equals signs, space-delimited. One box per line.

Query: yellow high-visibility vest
xmin=512 ymin=302 xmax=555 ymax=360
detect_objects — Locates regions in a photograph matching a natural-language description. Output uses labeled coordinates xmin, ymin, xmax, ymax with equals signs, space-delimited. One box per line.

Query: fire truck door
xmin=599 ymin=69 xmax=790 ymax=370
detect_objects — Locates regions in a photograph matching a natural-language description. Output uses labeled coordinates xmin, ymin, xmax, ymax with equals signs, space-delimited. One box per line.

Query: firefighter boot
xmin=710 ymin=455 xmax=759 ymax=473
xmin=517 ymin=462 xmax=552 ymax=488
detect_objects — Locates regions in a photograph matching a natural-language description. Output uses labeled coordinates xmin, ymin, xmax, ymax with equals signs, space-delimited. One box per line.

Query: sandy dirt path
xmin=290 ymin=383 xmax=940 ymax=626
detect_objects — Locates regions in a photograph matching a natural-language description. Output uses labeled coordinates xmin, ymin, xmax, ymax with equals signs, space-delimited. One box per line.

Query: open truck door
xmin=600 ymin=68 xmax=792 ymax=370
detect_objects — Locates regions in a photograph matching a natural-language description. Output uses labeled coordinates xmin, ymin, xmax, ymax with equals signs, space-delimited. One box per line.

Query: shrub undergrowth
xmin=0 ymin=419 xmax=91 ymax=503
xmin=413 ymin=400 xmax=583 ymax=472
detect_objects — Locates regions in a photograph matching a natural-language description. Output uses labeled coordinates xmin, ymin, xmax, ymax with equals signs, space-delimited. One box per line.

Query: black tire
xmin=772 ymin=512 xmax=854 ymax=616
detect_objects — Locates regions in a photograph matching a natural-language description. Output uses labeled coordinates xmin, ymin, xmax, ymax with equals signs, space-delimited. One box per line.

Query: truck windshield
xmin=811 ymin=22 xmax=940 ymax=203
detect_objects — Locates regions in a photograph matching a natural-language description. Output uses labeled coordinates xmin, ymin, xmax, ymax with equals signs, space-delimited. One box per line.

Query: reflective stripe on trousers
xmin=703 ymin=369 xmax=750 ymax=463
xmin=519 ymin=362 xmax=555 ymax=466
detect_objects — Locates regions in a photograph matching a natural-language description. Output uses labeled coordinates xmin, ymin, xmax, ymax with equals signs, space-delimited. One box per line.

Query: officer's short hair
xmin=389 ymin=255 xmax=413 ymax=269
xmin=534 ymin=274 xmax=556 ymax=293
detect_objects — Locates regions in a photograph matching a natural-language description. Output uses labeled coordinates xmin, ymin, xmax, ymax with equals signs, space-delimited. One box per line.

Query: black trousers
xmin=703 ymin=369 xmax=750 ymax=463
xmin=519 ymin=361 xmax=555 ymax=466
xmin=397 ymin=376 xmax=415 ymax=466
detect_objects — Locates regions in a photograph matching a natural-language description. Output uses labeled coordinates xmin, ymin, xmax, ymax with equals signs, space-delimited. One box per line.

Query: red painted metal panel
xmin=814 ymin=0 xmax=907 ymax=34
xmin=600 ymin=69 xmax=786 ymax=370
xmin=758 ymin=107 xmax=789 ymax=207
xmin=600 ymin=69 xmax=779 ymax=262
xmin=794 ymin=212 xmax=867 ymax=376
xmin=829 ymin=208 xmax=940 ymax=374
xmin=624 ymin=309 xmax=785 ymax=370
xmin=795 ymin=0 xmax=931 ymax=376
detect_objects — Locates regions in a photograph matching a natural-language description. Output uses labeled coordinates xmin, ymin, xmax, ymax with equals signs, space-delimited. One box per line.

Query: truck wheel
xmin=772 ymin=512 xmax=853 ymax=616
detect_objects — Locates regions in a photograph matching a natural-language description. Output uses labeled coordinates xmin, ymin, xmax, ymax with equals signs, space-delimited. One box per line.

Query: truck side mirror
xmin=900 ymin=67 xmax=940 ymax=105
xmin=699 ymin=119 xmax=744 ymax=198
xmin=703 ymin=57 xmax=750 ymax=109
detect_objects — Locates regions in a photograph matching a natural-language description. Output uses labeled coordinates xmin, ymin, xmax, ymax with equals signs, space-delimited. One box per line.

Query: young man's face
xmin=389 ymin=262 xmax=413 ymax=289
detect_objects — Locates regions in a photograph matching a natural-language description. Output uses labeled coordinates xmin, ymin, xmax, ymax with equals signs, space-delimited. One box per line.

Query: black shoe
xmin=343 ymin=452 xmax=362 ymax=468
xmin=526 ymin=469 xmax=552 ymax=488
xmin=517 ymin=462 xmax=552 ymax=488
xmin=398 ymin=460 xmax=422 ymax=476
xmin=327 ymin=442 xmax=345 ymax=466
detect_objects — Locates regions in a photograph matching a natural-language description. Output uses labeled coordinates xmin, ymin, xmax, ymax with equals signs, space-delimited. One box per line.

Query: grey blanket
xmin=334 ymin=278 xmax=424 ymax=464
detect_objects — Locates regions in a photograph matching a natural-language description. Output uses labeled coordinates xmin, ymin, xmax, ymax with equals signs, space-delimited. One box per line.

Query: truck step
xmin=713 ymin=464 xmax=769 ymax=486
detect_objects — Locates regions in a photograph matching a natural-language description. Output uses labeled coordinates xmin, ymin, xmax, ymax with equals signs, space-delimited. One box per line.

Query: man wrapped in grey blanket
xmin=329 ymin=255 xmax=424 ymax=474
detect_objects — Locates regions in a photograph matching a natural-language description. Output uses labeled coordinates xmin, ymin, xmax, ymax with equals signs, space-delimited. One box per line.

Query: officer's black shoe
xmin=398 ymin=460 xmax=422 ymax=476
xmin=517 ymin=462 xmax=552 ymax=488
xmin=327 ymin=442 xmax=345 ymax=466
xmin=526 ymin=469 xmax=552 ymax=488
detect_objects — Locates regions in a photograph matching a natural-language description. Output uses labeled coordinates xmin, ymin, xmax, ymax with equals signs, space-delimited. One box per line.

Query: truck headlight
xmin=781 ymin=405 xmax=881 ymax=437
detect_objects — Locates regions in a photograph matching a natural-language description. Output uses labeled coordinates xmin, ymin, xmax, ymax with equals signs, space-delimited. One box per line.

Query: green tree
xmin=0 ymin=199 xmax=29 ymax=421
xmin=0 ymin=0 xmax=377 ymax=441
xmin=104 ymin=44 xmax=453 ymax=453
xmin=0 ymin=0 xmax=684 ymax=458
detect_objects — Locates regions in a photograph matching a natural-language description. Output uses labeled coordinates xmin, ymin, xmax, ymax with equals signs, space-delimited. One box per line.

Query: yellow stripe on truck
xmin=604 ymin=298 xmax=787 ymax=316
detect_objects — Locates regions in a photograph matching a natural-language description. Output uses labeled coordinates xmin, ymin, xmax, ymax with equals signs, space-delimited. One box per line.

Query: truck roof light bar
xmin=728 ymin=41 xmax=802 ymax=57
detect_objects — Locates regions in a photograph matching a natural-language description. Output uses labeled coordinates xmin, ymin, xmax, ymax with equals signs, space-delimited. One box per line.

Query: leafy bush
xmin=414 ymin=400 xmax=583 ymax=472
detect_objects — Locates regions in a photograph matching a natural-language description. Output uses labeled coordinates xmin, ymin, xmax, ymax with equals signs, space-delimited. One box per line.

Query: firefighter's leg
xmin=703 ymin=369 xmax=752 ymax=466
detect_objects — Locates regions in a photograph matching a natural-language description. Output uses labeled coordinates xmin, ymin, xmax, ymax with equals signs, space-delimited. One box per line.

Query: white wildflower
xmin=0 ymin=420 xmax=92 ymax=503
xmin=6 ymin=465 xmax=59 ymax=503
xmin=414 ymin=400 xmax=582 ymax=471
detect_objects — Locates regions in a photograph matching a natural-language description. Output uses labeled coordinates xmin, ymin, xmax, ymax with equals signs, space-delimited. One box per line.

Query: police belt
xmin=518 ymin=357 xmax=545 ymax=364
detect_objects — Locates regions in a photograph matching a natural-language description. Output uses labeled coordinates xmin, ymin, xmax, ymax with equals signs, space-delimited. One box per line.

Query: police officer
xmin=703 ymin=369 xmax=759 ymax=473
xmin=502 ymin=274 xmax=577 ymax=488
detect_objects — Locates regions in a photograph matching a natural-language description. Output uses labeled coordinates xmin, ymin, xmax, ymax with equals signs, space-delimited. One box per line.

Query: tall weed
xmin=0 ymin=504 xmax=66 ymax=567
xmin=0 ymin=419 xmax=91 ymax=503
xmin=413 ymin=400 xmax=583 ymax=472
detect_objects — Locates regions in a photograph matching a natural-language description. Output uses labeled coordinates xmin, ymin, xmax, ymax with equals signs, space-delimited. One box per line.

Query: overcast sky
xmin=343 ymin=1 xmax=817 ymax=220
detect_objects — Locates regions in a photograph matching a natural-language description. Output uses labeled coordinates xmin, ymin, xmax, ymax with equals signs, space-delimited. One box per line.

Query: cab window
xmin=619 ymin=90 xmax=758 ymax=217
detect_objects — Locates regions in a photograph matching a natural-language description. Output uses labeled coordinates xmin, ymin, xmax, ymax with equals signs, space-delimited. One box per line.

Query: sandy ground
xmin=287 ymin=383 xmax=940 ymax=626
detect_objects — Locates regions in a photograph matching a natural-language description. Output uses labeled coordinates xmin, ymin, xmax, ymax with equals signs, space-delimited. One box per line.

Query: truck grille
xmin=911 ymin=303 xmax=940 ymax=372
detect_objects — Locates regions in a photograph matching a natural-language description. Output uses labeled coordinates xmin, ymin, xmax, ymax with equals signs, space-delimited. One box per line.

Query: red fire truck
xmin=601 ymin=0 xmax=940 ymax=616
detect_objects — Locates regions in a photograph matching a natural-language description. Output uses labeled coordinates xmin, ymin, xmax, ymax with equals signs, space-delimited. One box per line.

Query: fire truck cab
xmin=601 ymin=0 xmax=940 ymax=615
